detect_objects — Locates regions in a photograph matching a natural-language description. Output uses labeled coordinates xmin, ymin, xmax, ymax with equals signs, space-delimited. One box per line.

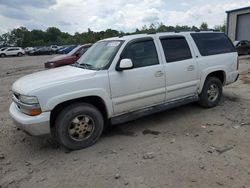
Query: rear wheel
xmin=54 ymin=103 xmax=104 ymax=150
xmin=0 ymin=53 xmax=6 ymax=57
xmin=199 ymin=77 xmax=222 ymax=108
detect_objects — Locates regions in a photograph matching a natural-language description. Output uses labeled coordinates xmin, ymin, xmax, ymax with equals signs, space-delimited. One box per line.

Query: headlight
xmin=12 ymin=94 xmax=41 ymax=116
xmin=19 ymin=95 xmax=39 ymax=105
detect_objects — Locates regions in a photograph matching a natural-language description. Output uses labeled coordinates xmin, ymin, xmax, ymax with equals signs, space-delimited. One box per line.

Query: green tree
xmin=214 ymin=22 xmax=226 ymax=33
xmin=157 ymin=23 xmax=168 ymax=32
xmin=200 ymin=22 xmax=208 ymax=30
xmin=0 ymin=21 xmax=221 ymax=48
xmin=45 ymin=27 xmax=61 ymax=44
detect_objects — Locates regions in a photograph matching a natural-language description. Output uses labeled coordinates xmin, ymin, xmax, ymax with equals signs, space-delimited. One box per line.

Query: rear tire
xmin=0 ymin=53 xmax=6 ymax=57
xmin=54 ymin=103 xmax=104 ymax=150
xmin=199 ymin=77 xmax=222 ymax=108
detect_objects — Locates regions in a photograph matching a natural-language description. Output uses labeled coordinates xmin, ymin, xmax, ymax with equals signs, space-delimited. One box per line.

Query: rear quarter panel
xmin=196 ymin=53 xmax=237 ymax=92
xmin=187 ymin=33 xmax=238 ymax=93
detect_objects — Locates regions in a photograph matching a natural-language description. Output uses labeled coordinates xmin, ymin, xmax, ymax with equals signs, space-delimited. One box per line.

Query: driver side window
xmin=121 ymin=40 xmax=159 ymax=68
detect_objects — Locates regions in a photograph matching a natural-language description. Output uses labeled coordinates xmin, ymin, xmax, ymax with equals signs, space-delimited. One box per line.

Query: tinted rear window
xmin=191 ymin=33 xmax=236 ymax=56
xmin=160 ymin=37 xmax=192 ymax=63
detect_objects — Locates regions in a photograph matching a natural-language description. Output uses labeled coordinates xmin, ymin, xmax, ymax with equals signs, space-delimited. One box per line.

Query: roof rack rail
xmin=195 ymin=29 xmax=220 ymax=32
xmin=174 ymin=31 xmax=180 ymax=33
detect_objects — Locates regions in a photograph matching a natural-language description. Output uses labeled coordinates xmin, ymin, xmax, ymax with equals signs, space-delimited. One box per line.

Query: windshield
xmin=76 ymin=40 xmax=123 ymax=70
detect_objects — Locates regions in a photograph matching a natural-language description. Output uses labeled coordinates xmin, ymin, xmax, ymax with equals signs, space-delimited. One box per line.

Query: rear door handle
xmin=187 ymin=65 xmax=195 ymax=71
xmin=155 ymin=71 xmax=164 ymax=77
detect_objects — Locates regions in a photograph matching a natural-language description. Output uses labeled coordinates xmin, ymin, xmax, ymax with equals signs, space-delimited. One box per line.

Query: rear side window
xmin=191 ymin=33 xmax=236 ymax=56
xmin=121 ymin=39 xmax=159 ymax=68
xmin=160 ymin=37 xmax=192 ymax=63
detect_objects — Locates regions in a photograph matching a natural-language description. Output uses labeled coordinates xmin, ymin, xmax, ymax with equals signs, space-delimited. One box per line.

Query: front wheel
xmin=17 ymin=52 xmax=23 ymax=57
xmin=0 ymin=53 xmax=6 ymax=57
xmin=54 ymin=103 xmax=104 ymax=150
xmin=199 ymin=77 xmax=222 ymax=108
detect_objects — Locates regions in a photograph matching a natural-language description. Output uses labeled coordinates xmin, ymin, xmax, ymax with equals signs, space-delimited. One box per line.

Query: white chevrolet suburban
xmin=9 ymin=32 xmax=239 ymax=150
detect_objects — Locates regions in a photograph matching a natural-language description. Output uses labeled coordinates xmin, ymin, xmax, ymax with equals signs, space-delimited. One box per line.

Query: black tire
xmin=199 ymin=77 xmax=222 ymax=108
xmin=54 ymin=102 xmax=104 ymax=150
xmin=17 ymin=52 xmax=22 ymax=57
xmin=0 ymin=53 xmax=6 ymax=57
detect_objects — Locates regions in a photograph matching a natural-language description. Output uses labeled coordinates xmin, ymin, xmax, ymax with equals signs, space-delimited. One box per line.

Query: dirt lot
xmin=0 ymin=55 xmax=250 ymax=188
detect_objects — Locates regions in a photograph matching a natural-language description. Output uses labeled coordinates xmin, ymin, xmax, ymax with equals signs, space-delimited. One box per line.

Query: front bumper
xmin=9 ymin=103 xmax=50 ymax=136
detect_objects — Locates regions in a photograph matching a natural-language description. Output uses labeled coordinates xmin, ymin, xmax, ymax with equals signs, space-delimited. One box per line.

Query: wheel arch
xmin=198 ymin=69 xmax=226 ymax=93
xmin=49 ymin=95 xmax=110 ymax=130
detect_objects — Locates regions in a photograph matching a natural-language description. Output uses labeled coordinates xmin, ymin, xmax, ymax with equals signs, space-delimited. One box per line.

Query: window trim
xmin=160 ymin=36 xmax=193 ymax=63
xmin=116 ymin=37 xmax=160 ymax=71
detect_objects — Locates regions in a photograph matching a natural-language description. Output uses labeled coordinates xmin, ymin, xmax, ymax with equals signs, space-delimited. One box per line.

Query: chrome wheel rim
xmin=207 ymin=84 xmax=219 ymax=102
xmin=68 ymin=115 xmax=95 ymax=141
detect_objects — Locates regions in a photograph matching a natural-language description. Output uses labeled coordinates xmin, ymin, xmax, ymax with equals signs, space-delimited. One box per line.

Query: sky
xmin=0 ymin=0 xmax=249 ymax=34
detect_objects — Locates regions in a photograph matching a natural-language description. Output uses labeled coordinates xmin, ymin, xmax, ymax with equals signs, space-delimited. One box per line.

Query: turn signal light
xmin=21 ymin=108 xmax=42 ymax=116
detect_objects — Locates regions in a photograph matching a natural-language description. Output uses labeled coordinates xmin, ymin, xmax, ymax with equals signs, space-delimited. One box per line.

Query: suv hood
xmin=12 ymin=66 xmax=96 ymax=95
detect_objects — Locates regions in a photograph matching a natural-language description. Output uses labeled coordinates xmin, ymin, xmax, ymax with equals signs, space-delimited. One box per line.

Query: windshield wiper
xmin=72 ymin=62 xmax=99 ymax=70
xmin=72 ymin=62 xmax=89 ymax=69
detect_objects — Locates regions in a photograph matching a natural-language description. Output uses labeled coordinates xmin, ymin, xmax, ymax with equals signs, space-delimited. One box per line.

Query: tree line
xmin=0 ymin=22 xmax=225 ymax=48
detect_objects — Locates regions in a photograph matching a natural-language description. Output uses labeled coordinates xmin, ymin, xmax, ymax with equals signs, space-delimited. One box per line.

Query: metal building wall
xmin=227 ymin=8 xmax=250 ymax=41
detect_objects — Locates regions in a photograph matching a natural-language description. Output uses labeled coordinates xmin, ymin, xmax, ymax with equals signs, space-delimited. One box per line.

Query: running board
xmin=111 ymin=95 xmax=199 ymax=125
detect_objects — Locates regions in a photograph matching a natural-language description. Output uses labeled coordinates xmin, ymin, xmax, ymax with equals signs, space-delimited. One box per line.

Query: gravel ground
xmin=0 ymin=55 xmax=250 ymax=188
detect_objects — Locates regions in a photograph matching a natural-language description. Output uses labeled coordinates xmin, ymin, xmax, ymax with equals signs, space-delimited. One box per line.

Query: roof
xmin=101 ymin=31 xmax=220 ymax=42
xmin=226 ymin=6 xmax=250 ymax=13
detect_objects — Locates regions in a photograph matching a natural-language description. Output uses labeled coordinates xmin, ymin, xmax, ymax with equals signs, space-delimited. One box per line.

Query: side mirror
xmin=117 ymin=59 xmax=133 ymax=71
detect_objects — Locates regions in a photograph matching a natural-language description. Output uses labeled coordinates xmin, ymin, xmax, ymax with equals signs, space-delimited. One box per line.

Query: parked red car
xmin=44 ymin=44 xmax=92 ymax=68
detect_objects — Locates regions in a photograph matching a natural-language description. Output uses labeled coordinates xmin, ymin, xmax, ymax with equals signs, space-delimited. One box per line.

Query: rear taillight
xmin=237 ymin=56 xmax=239 ymax=70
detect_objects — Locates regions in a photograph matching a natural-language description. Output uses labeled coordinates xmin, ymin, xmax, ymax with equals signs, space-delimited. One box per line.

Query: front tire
xmin=54 ymin=103 xmax=104 ymax=150
xmin=0 ymin=53 xmax=6 ymax=57
xmin=17 ymin=52 xmax=23 ymax=57
xmin=199 ymin=77 xmax=222 ymax=108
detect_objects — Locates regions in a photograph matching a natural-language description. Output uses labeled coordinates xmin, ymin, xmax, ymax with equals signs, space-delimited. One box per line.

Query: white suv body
xmin=0 ymin=47 xmax=25 ymax=57
xmin=9 ymin=32 xmax=239 ymax=150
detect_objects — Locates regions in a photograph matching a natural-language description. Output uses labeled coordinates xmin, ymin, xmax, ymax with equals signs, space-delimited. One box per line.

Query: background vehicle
xmin=28 ymin=46 xmax=54 ymax=55
xmin=10 ymin=32 xmax=239 ymax=150
xmin=50 ymin=45 xmax=59 ymax=52
xmin=234 ymin=40 xmax=250 ymax=55
xmin=45 ymin=44 xmax=92 ymax=68
xmin=57 ymin=45 xmax=77 ymax=54
xmin=0 ymin=47 xmax=25 ymax=57
xmin=24 ymin=47 xmax=34 ymax=53
xmin=0 ymin=47 xmax=8 ymax=52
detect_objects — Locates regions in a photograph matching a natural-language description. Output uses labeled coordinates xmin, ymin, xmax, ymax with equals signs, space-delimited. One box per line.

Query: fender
xmin=44 ymin=89 xmax=113 ymax=118
xmin=198 ymin=65 xmax=227 ymax=93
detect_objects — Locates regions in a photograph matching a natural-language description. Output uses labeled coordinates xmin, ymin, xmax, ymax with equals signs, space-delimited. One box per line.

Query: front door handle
xmin=187 ymin=65 xmax=195 ymax=71
xmin=155 ymin=71 xmax=164 ymax=77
